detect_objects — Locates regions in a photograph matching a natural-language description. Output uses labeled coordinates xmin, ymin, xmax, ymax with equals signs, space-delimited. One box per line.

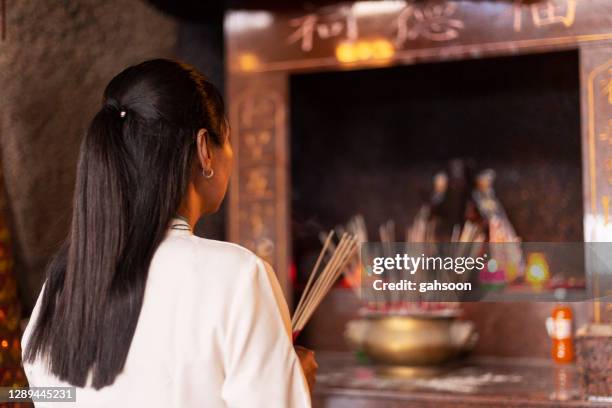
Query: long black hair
xmin=24 ymin=59 xmax=227 ymax=389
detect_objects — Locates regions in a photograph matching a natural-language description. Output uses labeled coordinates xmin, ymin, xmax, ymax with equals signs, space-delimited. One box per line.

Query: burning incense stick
xmin=291 ymin=230 xmax=334 ymax=328
xmin=292 ymin=233 xmax=358 ymax=336
xmin=319 ymin=232 xmax=361 ymax=296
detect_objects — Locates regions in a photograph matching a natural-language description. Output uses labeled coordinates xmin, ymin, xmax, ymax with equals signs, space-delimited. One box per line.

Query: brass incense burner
xmin=345 ymin=314 xmax=477 ymax=367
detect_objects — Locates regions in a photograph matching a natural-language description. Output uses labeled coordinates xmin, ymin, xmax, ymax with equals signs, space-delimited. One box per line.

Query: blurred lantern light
xmin=335 ymin=39 xmax=395 ymax=64
xmin=371 ymin=39 xmax=395 ymax=60
xmin=238 ymin=53 xmax=261 ymax=72
xmin=526 ymin=252 xmax=550 ymax=289
xmin=336 ymin=42 xmax=358 ymax=63
xmin=487 ymin=259 xmax=498 ymax=273
xmin=225 ymin=11 xmax=273 ymax=33
xmin=352 ymin=1 xmax=407 ymax=17
xmin=356 ymin=41 xmax=374 ymax=60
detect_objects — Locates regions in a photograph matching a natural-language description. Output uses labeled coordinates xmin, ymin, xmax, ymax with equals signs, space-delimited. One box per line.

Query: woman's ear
xmin=196 ymin=128 xmax=213 ymax=171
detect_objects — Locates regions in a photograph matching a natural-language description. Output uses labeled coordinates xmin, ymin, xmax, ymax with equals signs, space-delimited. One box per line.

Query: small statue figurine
xmin=472 ymin=169 xmax=524 ymax=284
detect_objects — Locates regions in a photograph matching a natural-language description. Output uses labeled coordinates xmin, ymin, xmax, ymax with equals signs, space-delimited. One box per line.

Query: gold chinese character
xmin=395 ymin=1 xmax=464 ymax=47
xmin=239 ymin=97 xmax=275 ymax=129
xmin=248 ymin=208 xmax=264 ymax=238
xmin=246 ymin=202 xmax=272 ymax=237
xmin=243 ymin=236 xmax=275 ymax=263
xmin=245 ymin=167 xmax=271 ymax=199
xmin=287 ymin=6 xmax=358 ymax=52
xmin=513 ymin=0 xmax=577 ymax=32
xmin=599 ymin=120 xmax=612 ymax=145
xmin=244 ymin=131 xmax=272 ymax=161
xmin=254 ymin=237 xmax=275 ymax=262
xmin=241 ymin=202 xmax=275 ymax=262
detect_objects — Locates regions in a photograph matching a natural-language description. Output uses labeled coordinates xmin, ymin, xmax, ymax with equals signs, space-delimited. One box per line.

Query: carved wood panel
xmin=228 ymin=74 xmax=290 ymax=296
xmin=581 ymin=45 xmax=612 ymax=322
xmin=227 ymin=0 xmax=612 ymax=74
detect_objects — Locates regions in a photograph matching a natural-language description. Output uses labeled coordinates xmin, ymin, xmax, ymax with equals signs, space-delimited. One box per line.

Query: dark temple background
xmin=290 ymin=50 xmax=583 ymax=268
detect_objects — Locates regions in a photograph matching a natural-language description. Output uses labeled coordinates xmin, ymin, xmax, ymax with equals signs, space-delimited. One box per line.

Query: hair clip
xmin=119 ymin=110 xmax=127 ymax=118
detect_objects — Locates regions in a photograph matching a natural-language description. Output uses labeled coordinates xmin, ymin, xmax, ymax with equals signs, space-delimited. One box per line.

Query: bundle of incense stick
xmin=354 ymin=214 xmax=485 ymax=313
xmin=292 ymin=231 xmax=358 ymax=339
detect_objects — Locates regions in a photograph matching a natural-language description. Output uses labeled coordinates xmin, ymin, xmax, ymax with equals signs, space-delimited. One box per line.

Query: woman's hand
xmin=295 ymin=346 xmax=318 ymax=393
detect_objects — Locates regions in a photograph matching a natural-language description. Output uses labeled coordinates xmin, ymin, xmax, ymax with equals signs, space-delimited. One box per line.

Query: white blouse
xmin=22 ymin=219 xmax=311 ymax=408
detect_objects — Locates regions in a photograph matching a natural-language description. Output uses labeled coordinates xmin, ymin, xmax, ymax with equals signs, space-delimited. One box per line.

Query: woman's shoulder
xmin=154 ymin=234 xmax=265 ymax=284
